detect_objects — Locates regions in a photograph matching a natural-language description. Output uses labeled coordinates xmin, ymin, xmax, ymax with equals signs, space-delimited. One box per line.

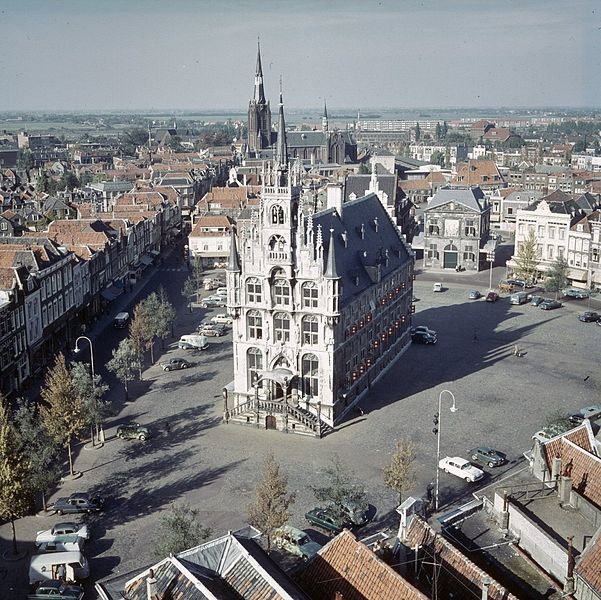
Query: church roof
xmin=312 ymin=193 xmax=412 ymax=307
xmin=287 ymin=131 xmax=326 ymax=148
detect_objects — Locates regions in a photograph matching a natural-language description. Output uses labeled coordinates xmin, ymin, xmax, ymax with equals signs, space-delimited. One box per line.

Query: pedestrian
xmin=164 ymin=420 xmax=170 ymax=435
xmin=56 ymin=563 xmax=66 ymax=583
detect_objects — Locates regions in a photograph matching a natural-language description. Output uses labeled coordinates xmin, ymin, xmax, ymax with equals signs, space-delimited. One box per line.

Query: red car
xmin=485 ymin=291 xmax=499 ymax=302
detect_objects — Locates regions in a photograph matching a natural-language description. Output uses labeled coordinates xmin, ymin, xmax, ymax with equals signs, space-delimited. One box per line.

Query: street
xmin=1 ymin=259 xmax=600 ymax=598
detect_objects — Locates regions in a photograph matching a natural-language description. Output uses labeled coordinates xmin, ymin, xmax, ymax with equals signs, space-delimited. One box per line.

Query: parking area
xmin=2 ymin=276 xmax=600 ymax=597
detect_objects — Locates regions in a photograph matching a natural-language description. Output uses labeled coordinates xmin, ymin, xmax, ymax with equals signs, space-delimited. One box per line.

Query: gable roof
xmin=297 ymin=529 xmax=427 ymax=600
xmin=575 ymin=528 xmax=601 ymax=593
xmin=405 ymin=517 xmax=519 ymax=600
xmin=310 ymin=193 xmax=412 ymax=307
xmin=426 ymin=186 xmax=487 ymax=213
xmin=345 ymin=173 xmax=397 ymax=204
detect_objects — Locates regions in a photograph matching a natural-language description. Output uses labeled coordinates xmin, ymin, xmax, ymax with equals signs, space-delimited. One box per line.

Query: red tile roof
xmin=575 ymin=530 xmax=601 ymax=593
xmin=297 ymin=529 xmax=427 ymax=600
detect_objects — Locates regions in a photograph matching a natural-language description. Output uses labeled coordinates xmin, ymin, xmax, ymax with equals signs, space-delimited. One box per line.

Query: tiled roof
xmin=543 ymin=433 xmax=601 ymax=509
xmin=405 ymin=517 xmax=519 ymax=600
xmin=575 ymin=529 xmax=601 ymax=593
xmin=297 ymin=529 xmax=427 ymax=600
xmin=399 ymin=179 xmax=431 ymax=191
xmin=452 ymin=160 xmax=504 ymax=186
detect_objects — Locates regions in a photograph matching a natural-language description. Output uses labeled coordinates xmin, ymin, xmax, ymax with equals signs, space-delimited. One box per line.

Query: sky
xmin=1 ymin=0 xmax=600 ymax=111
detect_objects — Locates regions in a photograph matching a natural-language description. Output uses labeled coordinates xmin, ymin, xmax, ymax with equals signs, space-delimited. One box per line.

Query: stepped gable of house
xmin=297 ymin=529 xmax=427 ymax=600
xmin=405 ymin=517 xmax=519 ymax=600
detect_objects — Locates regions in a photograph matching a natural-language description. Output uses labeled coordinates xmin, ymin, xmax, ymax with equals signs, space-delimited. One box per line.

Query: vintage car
xmin=438 ymin=456 xmax=484 ymax=482
xmin=52 ymin=492 xmax=103 ymax=515
xmin=116 ymin=422 xmax=150 ymax=441
xmin=305 ymin=506 xmax=348 ymax=534
xmin=273 ymin=525 xmax=322 ymax=560
xmin=27 ymin=580 xmax=84 ymax=599
xmin=36 ymin=523 xmax=89 ymax=546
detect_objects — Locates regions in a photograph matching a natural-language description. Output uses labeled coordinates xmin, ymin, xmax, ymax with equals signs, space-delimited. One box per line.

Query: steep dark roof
xmin=311 ymin=193 xmax=412 ymax=307
xmin=287 ymin=131 xmax=326 ymax=148
xmin=426 ymin=186 xmax=487 ymax=213
xmin=345 ymin=173 xmax=396 ymax=203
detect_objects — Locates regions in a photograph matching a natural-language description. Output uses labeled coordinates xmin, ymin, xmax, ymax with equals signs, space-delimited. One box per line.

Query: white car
xmin=35 ymin=522 xmax=89 ymax=546
xmin=211 ymin=313 xmax=233 ymax=325
xmin=438 ymin=456 xmax=484 ymax=482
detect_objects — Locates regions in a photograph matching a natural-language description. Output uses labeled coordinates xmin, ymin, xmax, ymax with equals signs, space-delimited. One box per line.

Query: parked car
xmin=116 ymin=422 xmax=150 ymax=441
xmin=529 ymin=295 xmax=544 ymax=306
xmin=539 ymin=299 xmax=562 ymax=310
xmin=27 ymin=580 xmax=84 ymax=600
xmin=468 ymin=290 xmax=481 ymax=299
xmin=563 ymin=288 xmax=589 ymax=299
xmin=579 ymin=311 xmax=599 ymax=323
xmin=411 ymin=331 xmax=437 ymax=345
xmin=568 ymin=404 xmax=601 ymax=425
xmin=305 ymin=506 xmax=348 ymax=534
xmin=52 ymin=493 xmax=103 ymax=515
xmin=432 ymin=282 xmax=443 ymax=292
xmin=410 ymin=325 xmax=437 ymax=336
xmin=438 ymin=457 xmax=484 ymax=482
xmin=485 ymin=291 xmax=498 ymax=302
xmin=468 ymin=447 xmax=506 ymax=468
xmin=36 ymin=523 xmax=89 ymax=546
xmin=273 ymin=525 xmax=322 ymax=560
xmin=211 ymin=313 xmax=234 ymax=325
xmin=198 ymin=323 xmax=227 ymax=337
xmin=200 ymin=298 xmax=226 ymax=308
xmin=161 ymin=357 xmax=192 ymax=371
xmin=340 ymin=500 xmax=370 ymax=526
xmin=506 ymin=278 xmax=526 ymax=288
xmin=178 ymin=334 xmax=209 ymax=350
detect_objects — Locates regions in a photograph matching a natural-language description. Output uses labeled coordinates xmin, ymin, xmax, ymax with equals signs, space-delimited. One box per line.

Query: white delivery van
xmin=433 ymin=282 xmax=443 ymax=293
xmin=113 ymin=312 xmax=130 ymax=328
xmin=178 ymin=334 xmax=209 ymax=350
xmin=29 ymin=551 xmax=90 ymax=585
xmin=510 ymin=292 xmax=529 ymax=305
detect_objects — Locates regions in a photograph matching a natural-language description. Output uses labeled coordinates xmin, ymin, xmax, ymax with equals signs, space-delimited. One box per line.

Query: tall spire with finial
xmin=254 ymin=38 xmax=266 ymax=104
xmin=322 ymin=99 xmax=329 ymax=134
xmin=275 ymin=76 xmax=288 ymax=167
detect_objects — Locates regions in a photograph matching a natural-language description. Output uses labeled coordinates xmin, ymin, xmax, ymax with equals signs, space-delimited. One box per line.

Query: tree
xmin=70 ymin=362 xmax=109 ymax=445
xmin=154 ymin=503 xmax=211 ymax=558
xmin=35 ymin=170 xmax=49 ymax=193
xmin=430 ymin=150 xmax=445 ymax=168
xmin=515 ymin=229 xmax=540 ymax=283
xmin=143 ymin=292 xmax=162 ymax=361
xmin=0 ymin=400 xmax=34 ymax=555
xmin=247 ymin=454 xmax=295 ymax=553
xmin=129 ymin=301 xmax=154 ymax=373
xmin=414 ymin=122 xmax=421 ymax=142
xmin=383 ymin=439 xmax=416 ymax=506
xmin=41 ymin=353 xmax=86 ymax=477
xmin=435 ymin=122 xmax=442 ymax=141
xmin=157 ymin=286 xmax=177 ymax=344
xmin=311 ymin=455 xmax=367 ymax=522
xmin=107 ymin=338 xmax=139 ymax=400
xmin=545 ymin=256 xmax=570 ymax=298
xmin=12 ymin=398 xmax=61 ymax=512
xmin=16 ymin=148 xmax=34 ymax=180
xmin=182 ymin=277 xmax=196 ymax=313
xmin=59 ymin=171 xmax=79 ymax=191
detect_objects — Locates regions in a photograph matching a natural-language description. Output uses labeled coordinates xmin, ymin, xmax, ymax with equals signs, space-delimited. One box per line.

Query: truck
xmin=178 ymin=334 xmax=209 ymax=350
xmin=113 ymin=312 xmax=130 ymax=328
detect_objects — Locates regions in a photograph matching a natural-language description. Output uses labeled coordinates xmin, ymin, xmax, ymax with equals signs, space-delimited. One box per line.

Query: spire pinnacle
xmin=325 ymin=229 xmax=339 ymax=279
xmin=275 ymin=77 xmax=288 ymax=166
xmin=253 ymin=38 xmax=266 ymax=104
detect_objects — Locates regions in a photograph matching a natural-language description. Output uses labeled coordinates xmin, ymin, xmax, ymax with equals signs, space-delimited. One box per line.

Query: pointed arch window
xmin=302 ymin=281 xmax=318 ymax=308
xmin=247 ymin=347 xmax=263 ymax=387
xmin=274 ymin=312 xmax=290 ymax=342
xmin=302 ymin=353 xmax=319 ymax=397
xmin=247 ymin=310 xmax=263 ymax=339
xmin=271 ymin=204 xmax=285 ymax=224
xmin=302 ymin=315 xmax=319 ymax=345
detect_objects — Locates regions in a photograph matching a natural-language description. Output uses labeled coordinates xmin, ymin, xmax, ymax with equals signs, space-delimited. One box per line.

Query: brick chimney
xmin=146 ymin=568 xmax=159 ymax=600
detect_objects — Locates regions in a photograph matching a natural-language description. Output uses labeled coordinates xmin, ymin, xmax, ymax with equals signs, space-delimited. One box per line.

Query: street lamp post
xmin=487 ymin=252 xmax=494 ymax=291
xmin=73 ymin=336 xmax=104 ymax=445
xmin=433 ymin=389 xmax=457 ymax=511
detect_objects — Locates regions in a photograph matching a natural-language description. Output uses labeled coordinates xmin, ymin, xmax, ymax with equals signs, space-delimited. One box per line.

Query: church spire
xmin=254 ymin=38 xmax=266 ymax=104
xmin=275 ymin=78 xmax=288 ymax=166
xmin=322 ymin=99 xmax=329 ymax=133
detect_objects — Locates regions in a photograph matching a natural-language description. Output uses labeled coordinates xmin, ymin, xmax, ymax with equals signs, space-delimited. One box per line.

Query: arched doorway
xmin=443 ymin=243 xmax=458 ymax=269
xmin=265 ymin=415 xmax=277 ymax=430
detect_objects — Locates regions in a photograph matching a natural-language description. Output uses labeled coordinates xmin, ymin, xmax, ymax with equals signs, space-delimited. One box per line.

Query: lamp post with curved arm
xmin=433 ymin=389 xmax=457 ymax=511
xmin=73 ymin=336 xmax=104 ymax=445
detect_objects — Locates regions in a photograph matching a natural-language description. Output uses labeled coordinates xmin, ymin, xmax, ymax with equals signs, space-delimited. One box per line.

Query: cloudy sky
xmin=1 ymin=0 xmax=600 ymax=111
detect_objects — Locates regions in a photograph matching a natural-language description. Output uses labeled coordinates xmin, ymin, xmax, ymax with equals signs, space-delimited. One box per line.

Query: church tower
xmin=247 ymin=40 xmax=272 ymax=155
xmin=322 ymin=100 xmax=329 ymax=134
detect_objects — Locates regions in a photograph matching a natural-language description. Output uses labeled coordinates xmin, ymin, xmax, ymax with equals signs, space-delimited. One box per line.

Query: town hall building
xmin=224 ymin=93 xmax=414 ymax=435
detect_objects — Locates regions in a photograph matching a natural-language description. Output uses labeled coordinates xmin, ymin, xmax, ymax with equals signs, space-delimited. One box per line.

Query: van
xmin=510 ymin=292 xmax=529 ymax=305
xmin=29 ymin=551 xmax=90 ymax=585
xmin=113 ymin=312 xmax=130 ymax=328
xmin=433 ymin=282 xmax=443 ymax=293
xmin=178 ymin=334 xmax=208 ymax=350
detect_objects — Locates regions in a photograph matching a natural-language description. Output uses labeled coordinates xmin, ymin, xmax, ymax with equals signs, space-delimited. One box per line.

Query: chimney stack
xmin=146 ymin=568 xmax=158 ymax=600
xmin=326 ymin=183 xmax=343 ymax=216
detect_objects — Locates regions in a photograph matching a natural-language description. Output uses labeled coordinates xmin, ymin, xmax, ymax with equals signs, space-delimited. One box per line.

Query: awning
xmin=140 ymin=255 xmax=153 ymax=267
xmin=108 ymin=285 xmax=123 ymax=297
xmin=256 ymin=368 xmax=296 ymax=388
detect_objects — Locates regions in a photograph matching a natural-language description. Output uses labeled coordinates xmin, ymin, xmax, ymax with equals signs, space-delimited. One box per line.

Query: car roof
xmin=449 ymin=456 xmax=469 ymax=465
xmin=53 ymin=521 xmax=79 ymax=529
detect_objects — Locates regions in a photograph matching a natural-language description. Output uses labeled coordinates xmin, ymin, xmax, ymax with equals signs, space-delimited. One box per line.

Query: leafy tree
xmin=515 ymin=229 xmax=540 ymax=283
xmin=0 ymin=400 xmax=34 ymax=555
xmin=182 ymin=277 xmax=196 ymax=313
xmin=414 ymin=122 xmax=421 ymax=142
xmin=121 ymin=127 xmax=148 ymax=155
xmin=35 ymin=171 xmax=49 ymax=193
xmin=435 ymin=122 xmax=442 ymax=141
xmin=157 ymin=286 xmax=177 ymax=344
xmin=41 ymin=353 xmax=86 ymax=477
xmin=143 ymin=293 xmax=162 ymax=361
xmin=12 ymin=398 xmax=61 ymax=512
xmin=383 ymin=439 xmax=416 ymax=506
xmin=247 ymin=454 xmax=295 ymax=553
xmin=129 ymin=301 xmax=154 ymax=373
xmin=59 ymin=171 xmax=79 ymax=191
xmin=430 ymin=150 xmax=445 ymax=168
xmin=107 ymin=338 xmax=139 ymax=400
xmin=311 ymin=455 xmax=367 ymax=522
xmin=70 ymin=362 xmax=109 ymax=445
xmin=442 ymin=121 xmax=448 ymax=138
xmin=192 ymin=257 xmax=204 ymax=289
xmin=545 ymin=256 xmax=570 ymax=298
xmin=16 ymin=148 xmax=34 ymax=179
xmin=155 ymin=503 xmax=211 ymax=558
xmin=79 ymin=171 xmax=93 ymax=186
